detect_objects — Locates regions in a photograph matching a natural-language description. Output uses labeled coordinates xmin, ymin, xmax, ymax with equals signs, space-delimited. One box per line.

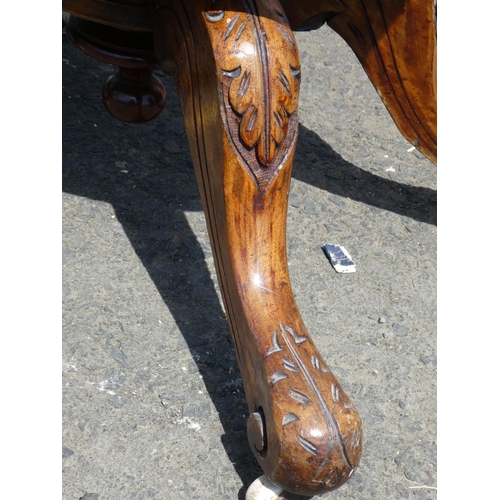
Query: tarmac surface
xmin=62 ymin=23 xmax=437 ymax=500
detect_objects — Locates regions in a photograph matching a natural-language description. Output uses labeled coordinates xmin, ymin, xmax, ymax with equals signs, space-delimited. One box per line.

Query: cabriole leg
xmin=149 ymin=0 xmax=362 ymax=496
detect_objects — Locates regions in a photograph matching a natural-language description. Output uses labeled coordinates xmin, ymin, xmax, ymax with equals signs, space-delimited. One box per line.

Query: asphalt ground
xmin=62 ymin=23 xmax=437 ymax=500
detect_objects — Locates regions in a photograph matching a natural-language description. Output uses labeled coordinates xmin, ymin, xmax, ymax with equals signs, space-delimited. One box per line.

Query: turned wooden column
xmin=148 ymin=0 xmax=362 ymax=495
xmin=64 ymin=14 xmax=166 ymax=123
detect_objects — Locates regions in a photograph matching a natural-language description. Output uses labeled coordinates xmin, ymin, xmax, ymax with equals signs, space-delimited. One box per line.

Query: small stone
xmin=328 ymin=195 xmax=347 ymax=207
xmin=159 ymin=389 xmax=190 ymax=407
xmin=359 ymin=147 xmax=375 ymax=158
xmin=394 ymin=483 xmax=410 ymax=499
xmin=394 ymin=447 xmax=413 ymax=466
xmin=103 ymin=348 xmax=128 ymax=366
xmin=289 ymin=193 xmax=301 ymax=208
xmin=62 ymin=446 xmax=74 ymax=459
xmin=393 ymin=323 xmax=410 ymax=336
xmin=304 ymin=200 xmax=316 ymax=214
xmin=187 ymin=360 xmax=199 ymax=374
xmin=372 ymin=408 xmax=386 ymax=422
xmin=182 ymin=399 xmax=212 ymax=419
xmin=369 ymin=206 xmax=383 ymax=215
xmin=163 ymin=139 xmax=182 ymax=154
xmin=108 ymin=395 xmax=126 ymax=408
xmin=135 ymin=369 xmax=151 ymax=382
xmin=412 ymin=149 xmax=426 ymax=160
xmin=411 ymin=421 xmax=425 ymax=432
xmin=404 ymin=468 xmax=425 ymax=483
xmin=62 ymin=248 xmax=75 ymax=264
xmin=420 ymin=353 xmax=437 ymax=366
xmin=101 ymin=369 xmax=126 ymax=389
xmin=378 ymin=316 xmax=387 ymax=324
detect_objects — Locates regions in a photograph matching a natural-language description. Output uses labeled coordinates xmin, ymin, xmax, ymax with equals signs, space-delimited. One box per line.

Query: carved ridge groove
xmin=268 ymin=324 xmax=354 ymax=479
xmin=325 ymin=0 xmax=436 ymax=161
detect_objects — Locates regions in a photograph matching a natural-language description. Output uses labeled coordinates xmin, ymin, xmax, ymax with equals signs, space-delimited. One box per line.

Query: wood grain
xmin=62 ymin=0 xmax=437 ymax=494
xmin=149 ymin=0 xmax=362 ymax=495
xmin=281 ymin=0 xmax=437 ymax=163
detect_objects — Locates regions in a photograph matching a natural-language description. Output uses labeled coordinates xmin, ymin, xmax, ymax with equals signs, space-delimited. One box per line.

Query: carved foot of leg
xmin=149 ymin=0 xmax=362 ymax=496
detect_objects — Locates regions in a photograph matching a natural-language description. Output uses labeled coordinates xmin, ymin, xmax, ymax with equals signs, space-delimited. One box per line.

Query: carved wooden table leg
xmin=149 ymin=0 xmax=362 ymax=496
xmin=281 ymin=0 xmax=437 ymax=164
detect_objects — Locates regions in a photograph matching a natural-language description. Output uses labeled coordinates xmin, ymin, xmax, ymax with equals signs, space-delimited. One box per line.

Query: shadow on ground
xmin=62 ymin=35 xmax=435 ymax=498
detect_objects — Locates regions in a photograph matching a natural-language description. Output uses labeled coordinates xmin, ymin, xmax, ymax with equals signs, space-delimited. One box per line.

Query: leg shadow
xmin=62 ymin=36 xmax=262 ymax=491
xmin=63 ymin=32 xmax=435 ymax=497
xmin=294 ymin=125 xmax=437 ymax=225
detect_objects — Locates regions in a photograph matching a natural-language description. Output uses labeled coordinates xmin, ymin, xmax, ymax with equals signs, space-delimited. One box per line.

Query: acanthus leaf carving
xmin=204 ymin=0 xmax=301 ymax=190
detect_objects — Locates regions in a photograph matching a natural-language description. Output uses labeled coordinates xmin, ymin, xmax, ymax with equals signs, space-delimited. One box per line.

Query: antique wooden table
xmin=62 ymin=1 xmax=436 ymax=497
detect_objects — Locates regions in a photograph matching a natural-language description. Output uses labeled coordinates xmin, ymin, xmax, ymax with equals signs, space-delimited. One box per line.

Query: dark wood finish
xmin=63 ymin=0 xmax=437 ymax=496
xmin=63 ymin=0 xmax=437 ymax=163
xmin=64 ymin=15 xmax=157 ymax=68
xmin=62 ymin=0 xmax=153 ymax=31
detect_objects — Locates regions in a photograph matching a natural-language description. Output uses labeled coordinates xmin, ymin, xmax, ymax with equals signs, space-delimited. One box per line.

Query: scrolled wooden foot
xmin=149 ymin=0 xmax=362 ymax=496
